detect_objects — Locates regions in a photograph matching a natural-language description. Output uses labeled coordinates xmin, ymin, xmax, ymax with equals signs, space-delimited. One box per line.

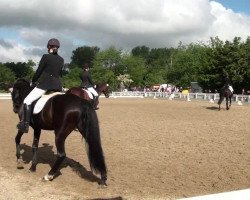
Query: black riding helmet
xmin=47 ymin=38 xmax=60 ymax=48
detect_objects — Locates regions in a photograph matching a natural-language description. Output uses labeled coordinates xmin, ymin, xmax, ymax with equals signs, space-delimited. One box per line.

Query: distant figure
xmin=80 ymin=63 xmax=99 ymax=110
xmin=224 ymin=76 xmax=234 ymax=93
xmin=242 ymin=89 xmax=245 ymax=95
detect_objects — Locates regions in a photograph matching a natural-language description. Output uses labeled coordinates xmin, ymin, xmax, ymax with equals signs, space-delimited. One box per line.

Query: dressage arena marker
xmin=209 ymin=99 xmax=215 ymax=103
xmin=179 ymin=189 xmax=250 ymax=200
xmin=237 ymin=100 xmax=243 ymax=105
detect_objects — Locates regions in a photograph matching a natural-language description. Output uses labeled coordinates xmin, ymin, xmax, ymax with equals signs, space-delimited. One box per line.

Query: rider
xmin=80 ymin=63 xmax=99 ymax=110
xmin=224 ymin=75 xmax=234 ymax=93
xmin=16 ymin=38 xmax=64 ymax=133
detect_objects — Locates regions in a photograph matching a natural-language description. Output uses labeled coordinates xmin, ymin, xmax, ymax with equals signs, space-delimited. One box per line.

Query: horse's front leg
xmin=226 ymin=97 xmax=229 ymax=110
xmin=29 ymin=128 xmax=41 ymax=172
xmin=15 ymin=130 xmax=25 ymax=169
xmin=43 ymin=137 xmax=66 ymax=181
xmin=99 ymin=173 xmax=108 ymax=187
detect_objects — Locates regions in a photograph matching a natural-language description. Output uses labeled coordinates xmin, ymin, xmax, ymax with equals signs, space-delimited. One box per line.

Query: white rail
xmin=1 ymin=92 xmax=250 ymax=103
xmin=109 ymin=92 xmax=250 ymax=103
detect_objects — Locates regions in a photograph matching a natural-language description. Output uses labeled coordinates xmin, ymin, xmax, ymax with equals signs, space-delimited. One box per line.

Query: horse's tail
xmin=79 ymin=102 xmax=107 ymax=176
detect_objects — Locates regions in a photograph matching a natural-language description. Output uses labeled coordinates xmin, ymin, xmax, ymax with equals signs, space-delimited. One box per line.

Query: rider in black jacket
xmin=223 ymin=75 xmax=234 ymax=93
xmin=17 ymin=38 xmax=64 ymax=133
xmin=80 ymin=63 xmax=99 ymax=110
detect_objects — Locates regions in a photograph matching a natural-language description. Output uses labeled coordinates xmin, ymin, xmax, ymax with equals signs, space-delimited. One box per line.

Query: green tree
xmin=198 ymin=37 xmax=248 ymax=93
xmin=166 ymin=43 xmax=204 ymax=88
xmin=243 ymin=37 xmax=250 ymax=90
xmin=122 ymin=55 xmax=146 ymax=87
xmin=71 ymin=46 xmax=100 ymax=68
xmin=131 ymin=46 xmax=150 ymax=62
xmin=61 ymin=67 xmax=82 ymax=88
xmin=4 ymin=62 xmax=34 ymax=79
xmin=92 ymin=47 xmax=124 ymax=90
xmin=0 ymin=64 xmax=16 ymax=91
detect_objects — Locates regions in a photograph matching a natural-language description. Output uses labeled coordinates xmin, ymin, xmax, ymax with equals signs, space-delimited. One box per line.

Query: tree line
xmin=0 ymin=36 xmax=249 ymax=94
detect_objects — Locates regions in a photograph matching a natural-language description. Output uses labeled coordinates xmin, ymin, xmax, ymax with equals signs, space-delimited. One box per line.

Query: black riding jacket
xmin=32 ymin=53 xmax=64 ymax=91
xmin=80 ymin=71 xmax=94 ymax=88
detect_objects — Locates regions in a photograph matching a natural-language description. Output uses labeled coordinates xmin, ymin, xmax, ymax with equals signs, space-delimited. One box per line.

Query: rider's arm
xmin=32 ymin=54 xmax=46 ymax=83
xmin=88 ymin=73 xmax=94 ymax=86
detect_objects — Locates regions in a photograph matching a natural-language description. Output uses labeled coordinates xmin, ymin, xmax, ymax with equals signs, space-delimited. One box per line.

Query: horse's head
xmin=96 ymin=83 xmax=110 ymax=98
xmin=11 ymin=79 xmax=32 ymax=113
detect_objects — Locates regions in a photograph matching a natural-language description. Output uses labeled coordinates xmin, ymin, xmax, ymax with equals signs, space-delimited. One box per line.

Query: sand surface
xmin=0 ymin=98 xmax=249 ymax=199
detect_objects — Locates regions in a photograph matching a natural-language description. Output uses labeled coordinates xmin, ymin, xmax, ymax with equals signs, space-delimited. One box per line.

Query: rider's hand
xmin=30 ymin=82 xmax=35 ymax=87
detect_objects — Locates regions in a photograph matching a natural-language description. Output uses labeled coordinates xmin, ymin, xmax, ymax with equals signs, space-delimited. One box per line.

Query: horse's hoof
xmin=17 ymin=159 xmax=24 ymax=169
xmin=98 ymin=180 xmax=108 ymax=188
xmin=42 ymin=174 xmax=54 ymax=181
xmin=29 ymin=166 xmax=36 ymax=172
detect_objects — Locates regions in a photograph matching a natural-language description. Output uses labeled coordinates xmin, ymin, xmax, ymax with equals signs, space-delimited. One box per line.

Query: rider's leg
xmin=93 ymin=95 xmax=99 ymax=110
xmin=17 ymin=87 xmax=46 ymax=133
xmin=88 ymin=87 xmax=99 ymax=110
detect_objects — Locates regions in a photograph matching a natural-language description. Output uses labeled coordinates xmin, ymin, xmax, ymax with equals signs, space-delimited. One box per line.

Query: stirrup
xmin=17 ymin=121 xmax=29 ymax=133
xmin=94 ymin=106 xmax=99 ymax=110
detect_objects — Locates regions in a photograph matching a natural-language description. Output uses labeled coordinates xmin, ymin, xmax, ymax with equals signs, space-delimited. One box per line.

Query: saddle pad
xmin=82 ymin=88 xmax=94 ymax=99
xmin=33 ymin=92 xmax=64 ymax=114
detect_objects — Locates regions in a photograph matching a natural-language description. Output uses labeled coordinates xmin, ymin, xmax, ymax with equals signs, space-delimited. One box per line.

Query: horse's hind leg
xmin=29 ymin=128 xmax=41 ymax=172
xmin=218 ymin=97 xmax=223 ymax=111
xmin=43 ymin=134 xmax=68 ymax=181
xmin=15 ymin=130 xmax=25 ymax=169
xmin=226 ymin=97 xmax=229 ymax=110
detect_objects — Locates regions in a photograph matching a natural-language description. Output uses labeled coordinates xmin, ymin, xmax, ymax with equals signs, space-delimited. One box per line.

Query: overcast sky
xmin=0 ymin=0 xmax=249 ymax=64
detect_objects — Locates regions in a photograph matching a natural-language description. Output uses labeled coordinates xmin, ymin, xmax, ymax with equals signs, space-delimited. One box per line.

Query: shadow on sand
xmin=205 ymin=106 xmax=219 ymax=111
xmin=20 ymin=143 xmax=100 ymax=183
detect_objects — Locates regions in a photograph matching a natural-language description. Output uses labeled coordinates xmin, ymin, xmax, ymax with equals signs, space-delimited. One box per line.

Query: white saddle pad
xmin=82 ymin=88 xmax=94 ymax=99
xmin=33 ymin=92 xmax=64 ymax=114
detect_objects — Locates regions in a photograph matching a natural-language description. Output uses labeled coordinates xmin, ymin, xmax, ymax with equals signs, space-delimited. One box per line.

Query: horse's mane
xmin=12 ymin=79 xmax=32 ymax=102
xmin=14 ymin=79 xmax=30 ymax=88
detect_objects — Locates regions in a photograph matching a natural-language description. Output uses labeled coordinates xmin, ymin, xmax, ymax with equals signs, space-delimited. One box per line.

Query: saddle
xmin=33 ymin=92 xmax=64 ymax=114
xmin=81 ymin=88 xmax=94 ymax=99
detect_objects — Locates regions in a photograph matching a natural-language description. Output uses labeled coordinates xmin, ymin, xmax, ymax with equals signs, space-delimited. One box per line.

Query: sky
xmin=0 ymin=0 xmax=249 ymax=64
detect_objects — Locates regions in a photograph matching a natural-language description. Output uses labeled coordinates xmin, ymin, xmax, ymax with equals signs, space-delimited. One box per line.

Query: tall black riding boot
xmin=92 ymin=96 xmax=99 ymax=110
xmin=17 ymin=104 xmax=32 ymax=133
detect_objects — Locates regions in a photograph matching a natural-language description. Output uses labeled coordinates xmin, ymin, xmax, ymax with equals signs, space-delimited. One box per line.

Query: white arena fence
xmin=109 ymin=91 xmax=250 ymax=103
xmin=1 ymin=92 xmax=250 ymax=103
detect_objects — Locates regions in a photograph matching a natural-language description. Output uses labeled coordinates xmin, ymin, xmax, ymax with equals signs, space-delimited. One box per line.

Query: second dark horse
xmin=218 ymin=83 xmax=233 ymax=111
xmin=66 ymin=83 xmax=110 ymax=109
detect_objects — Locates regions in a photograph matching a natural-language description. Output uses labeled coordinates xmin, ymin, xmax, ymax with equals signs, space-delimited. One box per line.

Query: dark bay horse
xmin=66 ymin=83 xmax=110 ymax=107
xmin=11 ymin=79 xmax=107 ymax=185
xmin=218 ymin=84 xmax=233 ymax=111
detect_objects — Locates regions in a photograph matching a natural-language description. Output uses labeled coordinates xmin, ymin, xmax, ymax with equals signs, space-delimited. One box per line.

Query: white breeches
xmin=87 ymin=87 xmax=98 ymax=97
xmin=23 ymin=87 xmax=46 ymax=105
xmin=229 ymin=85 xmax=234 ymax=93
